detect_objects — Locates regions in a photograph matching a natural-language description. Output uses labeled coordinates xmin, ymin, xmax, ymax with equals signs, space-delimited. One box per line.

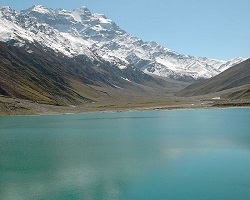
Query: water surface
xmin=1 ymin=108 xmax=250 ymax=199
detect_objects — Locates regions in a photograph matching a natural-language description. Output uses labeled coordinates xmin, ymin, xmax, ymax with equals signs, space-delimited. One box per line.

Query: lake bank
xmin=1 ymin=95 xmax=250 ymax=116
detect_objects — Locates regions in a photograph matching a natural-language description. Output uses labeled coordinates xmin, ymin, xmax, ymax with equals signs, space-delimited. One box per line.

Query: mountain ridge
xmin=1 ymin=38 xmax=187 ymax=107
xmin=177 ymin=58 xmax=250 ymax=98
xmin=0 ymin=5 xmax=247 ymax=81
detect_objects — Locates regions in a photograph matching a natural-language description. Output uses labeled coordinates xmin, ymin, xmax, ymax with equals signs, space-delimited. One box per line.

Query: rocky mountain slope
xmin=177 ymin=58 xmax=250 ymax=99
xmin=1 ymin=40 xmax=177 ymax=106
xmin=0 ymin=5 xmax=246 ymax=81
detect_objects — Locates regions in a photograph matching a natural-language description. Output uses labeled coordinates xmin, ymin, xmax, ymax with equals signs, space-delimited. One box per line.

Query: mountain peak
xmin=0 ymin=5 xmax=17 ymax=20
xmin=0 ymin=5 xmax=15 ymax=13
xmin=73 ymin=6 xmax=91 ymax=16
xmin=23 ymin=5 xmax=53 ymax=15
xmin=0 ymin=5 xmax=11 ymax=10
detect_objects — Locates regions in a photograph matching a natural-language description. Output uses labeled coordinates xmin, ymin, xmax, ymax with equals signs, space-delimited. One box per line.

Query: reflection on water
xmin=0 ymin=108 xmax=250 ymax=200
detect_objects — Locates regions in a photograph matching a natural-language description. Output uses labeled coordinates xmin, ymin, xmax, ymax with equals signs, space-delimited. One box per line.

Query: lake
xmin=1 ymin=108 xmax=250 ymax=200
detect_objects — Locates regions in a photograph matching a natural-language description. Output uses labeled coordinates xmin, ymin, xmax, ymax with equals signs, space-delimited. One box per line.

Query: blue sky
xmin=0 ymin=0 xmax=249 ymax=60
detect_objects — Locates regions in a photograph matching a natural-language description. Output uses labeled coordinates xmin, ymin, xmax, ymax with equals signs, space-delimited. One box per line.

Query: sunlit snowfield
xmin=1 ymin=108 xmax=250 ymax=200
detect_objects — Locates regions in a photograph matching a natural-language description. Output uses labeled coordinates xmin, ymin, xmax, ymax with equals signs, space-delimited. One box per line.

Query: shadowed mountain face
xmin=177 ymin=58 xmax=250 ymax=99
xmin=0 ymin=41 xmax=96 ymax=105
xmin=0 ymin=41 xmax=171 ymax=105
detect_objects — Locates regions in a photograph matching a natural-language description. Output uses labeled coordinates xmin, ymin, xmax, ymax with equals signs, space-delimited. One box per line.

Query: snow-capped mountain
xmin=0 ymin=5 xmax=247 ymax=80
xmin=0 ymin=6 xmax=97 ymax=59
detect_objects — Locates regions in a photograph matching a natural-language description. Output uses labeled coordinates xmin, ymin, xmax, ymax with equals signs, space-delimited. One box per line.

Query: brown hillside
xmin=177 ymin=58 xmax=250 ymax=99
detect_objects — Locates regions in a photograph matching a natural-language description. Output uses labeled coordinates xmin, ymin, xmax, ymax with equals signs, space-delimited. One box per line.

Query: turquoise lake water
xmin=1 ymin=108 xmax=250 ymax=200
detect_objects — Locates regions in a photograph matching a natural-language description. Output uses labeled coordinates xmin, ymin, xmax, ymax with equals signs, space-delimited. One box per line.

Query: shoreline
xmin=1 ymin=102 xmax=250 ymax=117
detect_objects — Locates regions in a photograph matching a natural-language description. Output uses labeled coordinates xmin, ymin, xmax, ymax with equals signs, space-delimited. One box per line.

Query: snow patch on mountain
xmin=0 ymin=6 xmax=96 ymax=59
xmin=121 ymin=77 xmax=132 ymax=82
xmin=31 ymin=5 xmax=51 ymax=14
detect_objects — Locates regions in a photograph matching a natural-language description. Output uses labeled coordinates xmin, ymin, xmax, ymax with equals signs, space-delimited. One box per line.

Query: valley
xmin=0 ymin=5 xmax=249 ymax=115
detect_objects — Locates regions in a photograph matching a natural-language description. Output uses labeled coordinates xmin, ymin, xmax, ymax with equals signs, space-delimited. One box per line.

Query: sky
xmin=0 ymin=0 xmax=249 ymax=60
